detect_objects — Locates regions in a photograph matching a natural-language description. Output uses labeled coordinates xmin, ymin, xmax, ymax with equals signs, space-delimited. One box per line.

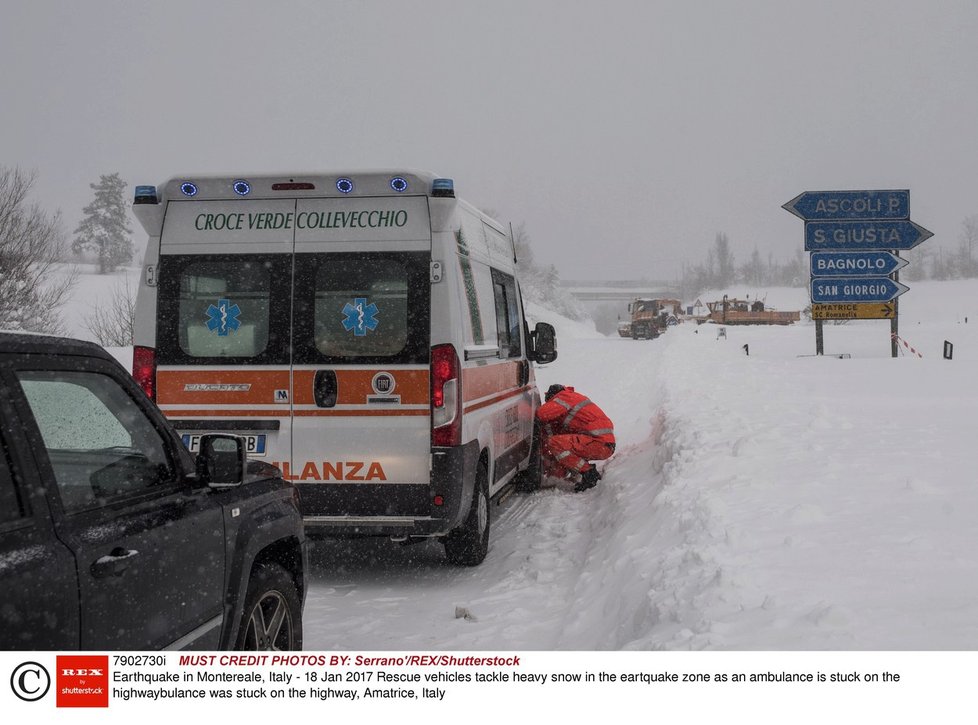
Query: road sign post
xmin=891 ymin=269 xmax=900 ymax=358
xmin=784 ymin=189 xmax=932 ymax=358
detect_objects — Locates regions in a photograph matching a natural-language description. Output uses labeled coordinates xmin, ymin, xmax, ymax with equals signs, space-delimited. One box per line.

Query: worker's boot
xmin=575 ymin=466 xmax=601 ymax=492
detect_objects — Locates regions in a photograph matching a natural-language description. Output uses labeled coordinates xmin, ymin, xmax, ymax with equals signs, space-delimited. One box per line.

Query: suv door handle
xmin=91 ymin=547 xmax=140 ymax=578
xmin=313 ymin=370 xmax=337 ymax=408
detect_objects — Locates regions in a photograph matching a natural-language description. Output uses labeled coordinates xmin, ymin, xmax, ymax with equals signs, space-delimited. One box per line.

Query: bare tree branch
xmin=84 ymin=276 xmax=136 ymax=347
xmin=0 ymin=166 xmax=77 ymax=333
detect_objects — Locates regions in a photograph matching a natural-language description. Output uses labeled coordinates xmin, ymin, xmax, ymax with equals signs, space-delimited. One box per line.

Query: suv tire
xmin=235 ymin=563 xmax=303 ymax=650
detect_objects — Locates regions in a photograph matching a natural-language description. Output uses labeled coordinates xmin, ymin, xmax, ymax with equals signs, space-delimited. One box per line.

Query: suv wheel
xmin=236 ymin=564 xmax=302 ymax=650
xmin=444 ymin=460 xmax=490 ymax=566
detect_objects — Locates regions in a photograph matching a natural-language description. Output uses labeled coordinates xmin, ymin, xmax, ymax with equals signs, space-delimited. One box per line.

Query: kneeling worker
xmin=536 ymin=384 xmax=616 ymax=492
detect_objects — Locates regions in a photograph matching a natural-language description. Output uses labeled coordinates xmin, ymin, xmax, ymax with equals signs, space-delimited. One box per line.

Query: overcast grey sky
xmin=3 ymin=0 xmax=977 ymax=281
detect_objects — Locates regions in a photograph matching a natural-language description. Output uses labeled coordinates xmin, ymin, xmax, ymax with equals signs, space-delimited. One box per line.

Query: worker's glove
xmin=574 ymin=467 xmax=601 ymax=492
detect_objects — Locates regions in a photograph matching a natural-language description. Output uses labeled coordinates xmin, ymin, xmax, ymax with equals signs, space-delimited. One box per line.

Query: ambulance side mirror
xmin=530 ymin=322 xmax=557 ymax=364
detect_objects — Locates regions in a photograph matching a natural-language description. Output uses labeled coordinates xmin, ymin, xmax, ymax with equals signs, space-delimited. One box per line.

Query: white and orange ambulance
xmin=131 ymin=171 xmax=556 ymax=565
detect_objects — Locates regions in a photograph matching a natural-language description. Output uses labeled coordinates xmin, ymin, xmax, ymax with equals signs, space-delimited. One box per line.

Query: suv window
xmin=16 ymin=370 xmax=176 ymax=512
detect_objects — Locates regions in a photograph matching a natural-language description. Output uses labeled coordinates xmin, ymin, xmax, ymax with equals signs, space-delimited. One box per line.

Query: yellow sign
xmin=811 ymin=303 xmax=895 ymax=320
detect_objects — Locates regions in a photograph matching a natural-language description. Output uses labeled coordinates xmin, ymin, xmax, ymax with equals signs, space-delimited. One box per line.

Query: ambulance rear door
xmin=290 ymin=196 xmax=432 ymax=528
xmin=154 ymin=199 xmax=295 ymax=468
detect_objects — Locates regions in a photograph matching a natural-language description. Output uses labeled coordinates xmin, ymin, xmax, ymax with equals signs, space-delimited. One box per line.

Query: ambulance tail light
xmin=133 ymin=345 xmax=157 ymax=401
xmin=431 ymin=344 xmax=461 ymax=447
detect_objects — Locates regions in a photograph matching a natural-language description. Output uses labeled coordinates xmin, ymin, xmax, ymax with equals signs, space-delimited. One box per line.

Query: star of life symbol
xmin=342 ymin=297 xmax=380 ymax=336
xmin=206 ymin=298 xmax=242 ymax=336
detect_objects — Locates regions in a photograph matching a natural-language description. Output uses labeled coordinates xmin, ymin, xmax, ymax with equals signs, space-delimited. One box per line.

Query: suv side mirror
xmin=529 ymin=322 xmax=558 ymax=364
xmin=196 ymin=434 xmax=247 ymax=487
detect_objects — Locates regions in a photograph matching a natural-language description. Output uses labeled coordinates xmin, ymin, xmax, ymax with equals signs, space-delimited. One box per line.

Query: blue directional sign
xmin=805 ymin=220 xmax=933 ymax=251
xmin=810 ymin=251 xmax=908 ymax=277
xmin=783 ymin=190 xmax=909 ymax=221
xmin=811 ymin=276 xmax=909 ymax=303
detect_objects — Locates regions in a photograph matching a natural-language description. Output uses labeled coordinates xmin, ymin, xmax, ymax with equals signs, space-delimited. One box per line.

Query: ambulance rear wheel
xmin=444 ymin=460 xmax=490 ymax=566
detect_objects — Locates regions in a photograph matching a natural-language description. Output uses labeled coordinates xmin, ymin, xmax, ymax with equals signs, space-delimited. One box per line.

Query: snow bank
xmin=643 ymin=316 xmax=978 ymax=649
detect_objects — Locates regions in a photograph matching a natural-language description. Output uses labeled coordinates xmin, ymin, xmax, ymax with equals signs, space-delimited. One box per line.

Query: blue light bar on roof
xmin=336 ymin=178 xmax=354 ymax=194
xmin=432 ymin=178 xmax=455 ymax=198
xmin=233 ymin=180 xmax=251 ymax=196
xmin=134 ymin=185 xmax=158 ymax=205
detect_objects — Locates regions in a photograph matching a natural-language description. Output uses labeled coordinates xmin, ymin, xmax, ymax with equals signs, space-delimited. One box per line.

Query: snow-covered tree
xmin=73 ymin=173 xmax=133 ymax=274
xmin=0 ymin=166 xmax=76 ymax=333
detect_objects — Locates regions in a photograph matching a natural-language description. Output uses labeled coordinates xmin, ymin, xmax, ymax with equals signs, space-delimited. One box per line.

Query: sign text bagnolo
xmin=810 ymin=251 xmax=907 ymax=277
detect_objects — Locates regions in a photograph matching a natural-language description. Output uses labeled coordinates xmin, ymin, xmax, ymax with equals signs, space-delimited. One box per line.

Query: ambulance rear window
xmin=313 ymin=259 xmax=407 ymax=357
xmin=177 ymin=261 xmax=270 ymax=358
xmin=156 ymin=255 xmax=291 ymax=365
xmin=293 ymin=251 xmax=430 ymax=365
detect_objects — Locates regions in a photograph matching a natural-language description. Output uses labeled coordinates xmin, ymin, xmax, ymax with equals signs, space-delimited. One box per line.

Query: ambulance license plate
xmin=182 ymin=433 xmax=267 ymax=456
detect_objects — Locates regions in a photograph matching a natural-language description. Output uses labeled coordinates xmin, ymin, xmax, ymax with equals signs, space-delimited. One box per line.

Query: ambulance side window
xmin=491 ymin=269 xmax=522 ymax=359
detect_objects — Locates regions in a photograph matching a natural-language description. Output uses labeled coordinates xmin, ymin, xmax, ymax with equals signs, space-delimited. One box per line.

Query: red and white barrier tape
xmin=891 ymin=333 xmax=923 ymax=358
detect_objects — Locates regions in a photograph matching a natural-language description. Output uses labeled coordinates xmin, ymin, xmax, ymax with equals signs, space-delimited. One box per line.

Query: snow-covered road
xmin=303 ymin=333 xmax=672 ymax=650
xmin=303 ymin=281 xmax=978 ymax=651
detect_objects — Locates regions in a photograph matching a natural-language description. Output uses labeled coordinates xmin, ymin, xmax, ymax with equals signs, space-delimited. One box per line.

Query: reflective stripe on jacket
xmin=535 ymin=386 xmax=615 ymax=445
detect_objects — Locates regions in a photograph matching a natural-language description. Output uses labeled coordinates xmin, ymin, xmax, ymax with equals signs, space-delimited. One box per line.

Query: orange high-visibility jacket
xmin=535 ymin=387 xmax=615 ymax=445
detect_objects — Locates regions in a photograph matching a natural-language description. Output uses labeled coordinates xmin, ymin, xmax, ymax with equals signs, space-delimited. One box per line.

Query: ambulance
xmin=131 ymin=171 xmax=556 ymax=565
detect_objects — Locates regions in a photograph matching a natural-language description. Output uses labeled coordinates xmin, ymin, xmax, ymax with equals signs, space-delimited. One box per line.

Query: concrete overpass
xmin=561 ymin=280 xmax=682 ymax=303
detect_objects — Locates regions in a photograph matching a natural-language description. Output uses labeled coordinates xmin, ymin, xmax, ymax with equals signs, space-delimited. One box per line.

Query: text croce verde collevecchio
xmin=193 ymin=209 xmax=409 ymax=232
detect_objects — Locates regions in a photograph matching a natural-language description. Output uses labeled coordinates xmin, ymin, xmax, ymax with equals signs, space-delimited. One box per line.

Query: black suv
xmin=0 ymin=331 xmax=307 ymax=650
